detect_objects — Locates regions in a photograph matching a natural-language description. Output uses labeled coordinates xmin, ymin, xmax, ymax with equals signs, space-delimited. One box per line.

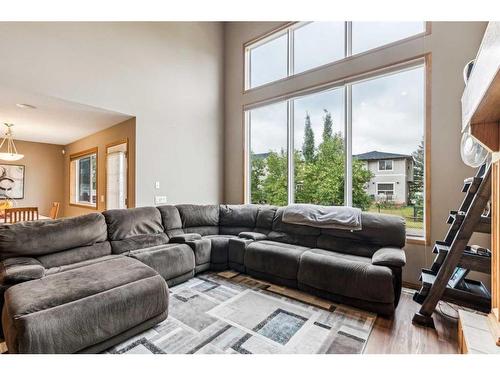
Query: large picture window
xmin=246 ymin=63 xmax=426 ymax=239
xmin=245 ymin=21 xmax=426 ymax=90
xmin=70 ymin=148 xmax=98 ymax=208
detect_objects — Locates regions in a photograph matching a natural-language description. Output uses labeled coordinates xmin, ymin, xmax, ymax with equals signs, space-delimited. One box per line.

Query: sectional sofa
xmin=0 ymin=204 xmax=406 ymax=354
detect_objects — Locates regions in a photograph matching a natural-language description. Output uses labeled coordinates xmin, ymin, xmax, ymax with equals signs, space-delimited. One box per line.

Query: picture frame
xmin=0 ymin=164 xmax=25 ymax=199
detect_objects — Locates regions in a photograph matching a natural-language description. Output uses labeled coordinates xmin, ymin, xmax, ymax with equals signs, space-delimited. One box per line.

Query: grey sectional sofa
xmin=0 ymin=204 xmax=406 ymax=354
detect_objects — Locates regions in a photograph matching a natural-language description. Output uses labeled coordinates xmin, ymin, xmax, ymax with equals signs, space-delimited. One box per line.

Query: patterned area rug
xmin=106 ymin=272 xmax=376 ymax=354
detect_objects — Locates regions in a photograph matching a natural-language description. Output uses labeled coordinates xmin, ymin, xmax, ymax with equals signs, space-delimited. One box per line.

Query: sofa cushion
xmin=297 ymin=248 xmax=395 ymax=304
xmin=103 ymin=207 xmax=168 ymax=254
xmin=0 ymin=213 xmax=107 ymax=260
xmin=255 ymin=205 xmax=278 ymax=233
xmin=319 ymin=212 xmax=406 ymax=251
xmin=129 ymin=244 xmax=195 ymax=282
xmin=156 ymin=205 xmax=184 ymax=237
xmin=245 ymin=240 xmax=310 ymax=281
xmin=219 ymin=204 xmax=259 ymax=235
xmin=269 ymin=207 xmax=320 ymax=247
xmin=36 ymin=241 xmax=112 ymax=269
xmin=371 ymin=247 xmax=406 ymax=267
xmin=2 ymin=256 xmax=168 ymax=353
xmin=103 ymin=207 xmax=165 ymax=240
xmin=0 ymin=257 xmax=45 ymax=284
xmin=176 ymin=204 xmax=219 ymax=236
xmin=44 ymin=255 xmax=122 ymax=275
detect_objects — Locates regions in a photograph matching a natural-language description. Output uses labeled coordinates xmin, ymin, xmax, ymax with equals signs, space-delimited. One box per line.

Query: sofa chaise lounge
xmin=0 ymin=204 xmax=406 ymax=353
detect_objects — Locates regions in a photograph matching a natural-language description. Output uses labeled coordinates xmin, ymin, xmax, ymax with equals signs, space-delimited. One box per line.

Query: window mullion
xmin=288 ymin=28 xmax=294 ymax=77
xmin=345 ymin=84 xmax=353 ymax=207
xmin=346 ymin=21 xmax=352 ymax=57
xmin=245 ymin=111 xmax=251 ymax=204
xmin=287 ymin=100 xmax=295 ymax=204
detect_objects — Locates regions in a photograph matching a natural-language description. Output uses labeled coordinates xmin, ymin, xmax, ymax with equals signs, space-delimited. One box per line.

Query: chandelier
xmin=0 ymin=123 xmax=24 ymax=161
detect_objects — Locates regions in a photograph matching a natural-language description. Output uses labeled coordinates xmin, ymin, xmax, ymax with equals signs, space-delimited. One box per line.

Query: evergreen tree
xmin=409 ymin=139 xmax=424 ymax=204
xmin=322 ymin=109 xmax=333 ymax=142
xmin=302 ymin=113 xmax=315 ymax=163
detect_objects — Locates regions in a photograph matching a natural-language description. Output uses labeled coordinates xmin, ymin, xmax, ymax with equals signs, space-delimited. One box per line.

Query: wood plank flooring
xmin=365 ymin=290 xmax=458 ymax=354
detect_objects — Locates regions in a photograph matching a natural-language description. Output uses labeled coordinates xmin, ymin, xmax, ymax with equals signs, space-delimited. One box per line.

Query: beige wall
xmin=223 ymin=21 xmax=490 ymax=286
xmin=63 ymin=118 xmax=136 ymax=217
xmin=0 ymin=22 xmax=225 ymax=206
xmin=1 ymin=140 xmax=64 ymax=217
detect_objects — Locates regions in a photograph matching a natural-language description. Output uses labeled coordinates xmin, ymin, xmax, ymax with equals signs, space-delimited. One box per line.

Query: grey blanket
xmin=282 ymin=204 xmax=362 ymax=231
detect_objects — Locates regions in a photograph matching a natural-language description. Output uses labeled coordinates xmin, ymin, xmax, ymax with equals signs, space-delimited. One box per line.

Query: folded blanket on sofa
xmin=282 ymin=204 xmax=362 ymax=230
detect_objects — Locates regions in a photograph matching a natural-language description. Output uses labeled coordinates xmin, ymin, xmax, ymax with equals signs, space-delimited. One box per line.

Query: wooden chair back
xmin=49 ymin=202 xmax=60 ymax=219
xmin=4 ymin=207 xmax=39 ymax=224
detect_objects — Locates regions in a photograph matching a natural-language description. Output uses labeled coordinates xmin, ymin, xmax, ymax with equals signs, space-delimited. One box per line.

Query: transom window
xmin=245 ymin=21 xmax=426 ymax=90
xmin=246 ymin=63 xmax=426 ymax=239
xmin=378 ymin=160 xmax=393 ymax=171
xmin=70 ymin=148 xmax=98 ymax=208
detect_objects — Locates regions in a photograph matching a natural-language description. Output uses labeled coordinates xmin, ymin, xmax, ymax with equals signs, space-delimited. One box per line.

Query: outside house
xmin=354 ymin=151 xmax=414 ymax=205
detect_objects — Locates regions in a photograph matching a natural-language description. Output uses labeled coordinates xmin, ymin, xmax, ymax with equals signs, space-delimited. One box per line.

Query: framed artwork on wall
xmin=0 ymin=164 xmax=25 ymax=199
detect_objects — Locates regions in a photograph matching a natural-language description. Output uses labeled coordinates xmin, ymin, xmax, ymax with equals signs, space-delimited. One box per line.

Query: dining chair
xmin=4 ymin=207 xmax=39 ymax=224
xmin=49 ymin=202 xmax=60 ymax=219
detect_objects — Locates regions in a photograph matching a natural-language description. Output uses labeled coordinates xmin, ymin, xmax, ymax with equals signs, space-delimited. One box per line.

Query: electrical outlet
xmin=155 ymin=181 xmax=160 ymax=189
xmin=155 ymin=196 xmax=167 ymax=205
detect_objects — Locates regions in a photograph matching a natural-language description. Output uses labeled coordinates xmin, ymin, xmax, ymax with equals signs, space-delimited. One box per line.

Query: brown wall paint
xmin=1 ymin=140 xmax=64 ymax=217
xmin=62 ymin=118 xmax=136 ymax=217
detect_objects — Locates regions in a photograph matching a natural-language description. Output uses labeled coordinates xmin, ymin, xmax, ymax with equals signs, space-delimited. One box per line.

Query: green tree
xmin=322 ymin=109 xmax=333 ymax=142
xmin=250 ymin=153 xmax=266 ymax=204
xmin=261 ymin=149 xmax=288 ymax=206
xmin=409 ymin=139 xmax=424 ymax=203
xmin=250 ymin=111 xmax=373 ymax=210
xmin=302 ymin=113 xmax=315 ymax=163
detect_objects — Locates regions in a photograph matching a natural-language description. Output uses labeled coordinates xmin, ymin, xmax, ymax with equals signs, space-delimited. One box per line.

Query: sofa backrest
xmin=218 ymin=204 xmax=259 ymax=235
xmin=268 ymin=207 xmax=321 ymax=247
xmin=103 ymin=207 xmax=168 ymax=254
xmin=255 ymin=205 xmax=278 ymax=234
xmin=176 ymin=204 xmax=219 ymax=236
xmin=316 ymin=212 xmax=406 ymax=257
xmin=0 ymin=213 xmax=108 ymax=262
xmin=156 ymin=205 xmax=184 ymax=237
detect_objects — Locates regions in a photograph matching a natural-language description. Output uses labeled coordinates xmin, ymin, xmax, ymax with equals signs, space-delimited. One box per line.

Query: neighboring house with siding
xmin=354 ymin=151 xmax=414 ymax=205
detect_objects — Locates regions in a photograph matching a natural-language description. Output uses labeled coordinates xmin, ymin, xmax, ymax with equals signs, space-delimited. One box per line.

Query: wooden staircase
xmin=412 ymin=162 xmax=492 ymax=327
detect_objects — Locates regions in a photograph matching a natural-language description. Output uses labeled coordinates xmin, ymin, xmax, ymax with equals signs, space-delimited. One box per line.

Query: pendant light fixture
xmin=0 ymin=123 xmax=24 ymax=161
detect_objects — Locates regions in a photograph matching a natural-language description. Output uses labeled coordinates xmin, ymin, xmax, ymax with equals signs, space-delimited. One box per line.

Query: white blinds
xmin=106 ymin=151 xmax=127 ymax=209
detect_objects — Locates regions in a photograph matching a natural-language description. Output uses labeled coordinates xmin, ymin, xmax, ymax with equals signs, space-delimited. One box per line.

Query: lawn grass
xmin=367 ymin=204 xmax=423 ymax=230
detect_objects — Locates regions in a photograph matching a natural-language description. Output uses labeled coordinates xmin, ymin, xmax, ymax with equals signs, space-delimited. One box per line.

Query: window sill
xmin=406 ymin=236 xmax=428 ymax=246
xmin=69 ymin=203 xmax=98 ymax=210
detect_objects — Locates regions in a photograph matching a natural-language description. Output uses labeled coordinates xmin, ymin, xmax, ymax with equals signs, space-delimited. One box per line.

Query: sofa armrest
xmin=238 ymin=232 xmax=267 ymax=241
xmin=169 ymin=233 xmax=202 ymax=243
xmin=372 ymin=247 xmax=406 ymax=267
xmin=0 ymin=257 xmax=46 ymax=285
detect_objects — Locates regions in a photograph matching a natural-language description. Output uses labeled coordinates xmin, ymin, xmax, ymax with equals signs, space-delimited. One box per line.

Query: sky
xmin=249 ymin=22 xmax=425 ymax=157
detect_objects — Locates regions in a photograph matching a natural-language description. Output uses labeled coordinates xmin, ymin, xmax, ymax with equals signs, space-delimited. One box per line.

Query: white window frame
xmin=244 ymin=58 xmax=426 ymax=239
xmin=244 ymin=21 xmax=427 ymax=91
xmin=378 ymin=160 xmax=394 ymax=171
xmin=376 ymin=182 xmax=396 ymax=197
xmin=70 ymin=149 xmax=98 ymax=208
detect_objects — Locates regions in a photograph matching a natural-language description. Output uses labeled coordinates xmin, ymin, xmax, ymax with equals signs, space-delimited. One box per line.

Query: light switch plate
xmin=155 ymin=196 xmax=167 ymax=205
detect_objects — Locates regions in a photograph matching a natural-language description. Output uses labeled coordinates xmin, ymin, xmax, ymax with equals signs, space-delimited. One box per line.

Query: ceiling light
xmin=0 ymin=123 xmax=24 ymax=161
xmin=16 ymin=103 xmax=36 ymax=109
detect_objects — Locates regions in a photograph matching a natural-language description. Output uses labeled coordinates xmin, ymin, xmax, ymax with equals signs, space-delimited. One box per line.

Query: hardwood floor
xmin=365 ymin=289 xmax=458 ymax=354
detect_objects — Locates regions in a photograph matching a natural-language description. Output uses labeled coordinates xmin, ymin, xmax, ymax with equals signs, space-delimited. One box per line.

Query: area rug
xmin=106 ymin=272 xmax=376 ymax=354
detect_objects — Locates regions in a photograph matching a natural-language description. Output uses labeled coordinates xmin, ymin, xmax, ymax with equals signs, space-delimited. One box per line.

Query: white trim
xmin=244 ymin=21 xmax=426 ymax=91
xmin=377 ymin=159 xmax=394 ymax=171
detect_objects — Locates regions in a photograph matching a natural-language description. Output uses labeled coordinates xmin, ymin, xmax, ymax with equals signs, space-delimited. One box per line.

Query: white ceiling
xmin=0 ymin=86 xmax=132 ymax=145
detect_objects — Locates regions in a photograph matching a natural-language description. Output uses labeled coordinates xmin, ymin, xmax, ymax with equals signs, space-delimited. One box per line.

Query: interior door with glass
xmin=106 ymin=141 xmax=128 ymax=209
